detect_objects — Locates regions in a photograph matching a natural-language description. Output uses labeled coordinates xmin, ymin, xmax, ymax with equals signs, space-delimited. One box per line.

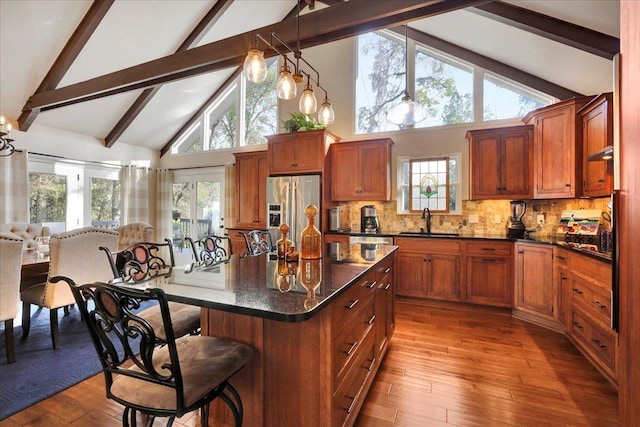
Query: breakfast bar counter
xmin=136 ymin=243 xmax=397 ymax=427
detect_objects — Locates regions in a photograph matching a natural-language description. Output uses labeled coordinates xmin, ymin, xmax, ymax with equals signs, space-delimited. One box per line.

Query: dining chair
xmin=241 ymin=230 xmax=273 ymax=256
xmin=100 ymin=239 xmax=201 ymax=342
xmin=117 ymin=222 xmax=154 ymax=250
xmin=55 ymin=276 xmax=253 ymax=427
xmin=0 ymin=222 xmax=51 ymax=250
xmin=20 ymin=226 xmax=119 ymax=349
xmin=0 ymin=233 xmax=24 ymax=363
xmin=185 ymin=234 xmax=232 ymax=265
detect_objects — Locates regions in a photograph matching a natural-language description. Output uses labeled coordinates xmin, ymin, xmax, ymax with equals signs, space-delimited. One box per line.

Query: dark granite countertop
xmin=326 ymin=231 xmax=612 ymax=262
xmin=122 ymin=243 xmax=398 ymax=322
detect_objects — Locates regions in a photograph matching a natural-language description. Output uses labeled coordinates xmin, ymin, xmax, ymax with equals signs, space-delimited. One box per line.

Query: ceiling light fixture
xmin=386 ymin=24 xmax=427 ymax=127
xmin=243 ymin=3 xmax=334 ymax=125
xmin=0 ymin=116 xmax=16 ymax=157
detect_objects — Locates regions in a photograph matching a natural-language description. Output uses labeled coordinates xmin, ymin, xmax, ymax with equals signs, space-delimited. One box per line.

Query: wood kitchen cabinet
xmin=514 ymin=242 xmax=559 ymax=328
xmin=579 ymin=92 xmax=614 ymax=197
xmin=395 ymin=237 xmax=461 ymax=302
xmin=266 ymin=129 xmax=340 ymax=175
xmin=375 ymin=254 xmax=395 ymax=356
xmin=233 ymin=151 xmax=268 ymax=228
xmin=464 ymin=240 xmax=513 ymax=307
xmin=467 ymin=125 xmax=533 ymax=200
xmin=330 ymin=138 xmax=393 ymax=201
xmin=554 ymin=246 xmax=572 ymax=330
xmin=523 ymin=96 xmax=593 ymax=199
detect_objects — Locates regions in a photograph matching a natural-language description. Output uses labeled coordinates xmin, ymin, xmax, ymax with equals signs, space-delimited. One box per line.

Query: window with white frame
xmin=171 ymin=58 xmax=278 ymax=154
xmin=356 ymin=30 xmax=555 ymax=134
xmin=398 ymin=154 xmax=461 ymax=215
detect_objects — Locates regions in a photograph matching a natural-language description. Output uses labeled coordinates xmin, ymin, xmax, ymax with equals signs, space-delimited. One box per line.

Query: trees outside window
xmin=29 ymin=172 xmax=66 ymax=225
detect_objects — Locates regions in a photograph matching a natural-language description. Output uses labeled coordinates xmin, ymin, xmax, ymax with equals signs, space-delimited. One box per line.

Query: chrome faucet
xmin=422 ymin=207 xmax=432 ymax=234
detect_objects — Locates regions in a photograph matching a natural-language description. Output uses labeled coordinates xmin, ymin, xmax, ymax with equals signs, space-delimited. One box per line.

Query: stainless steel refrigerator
xmin=266 ymin=174 xmax=321 ymax=250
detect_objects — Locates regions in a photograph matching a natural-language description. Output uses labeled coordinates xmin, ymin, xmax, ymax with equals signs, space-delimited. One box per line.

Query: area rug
xmin=0 ymin=306 xmax=100 ymax=420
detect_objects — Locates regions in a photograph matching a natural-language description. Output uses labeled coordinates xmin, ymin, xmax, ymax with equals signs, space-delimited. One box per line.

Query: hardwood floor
xmin=1 ymin=297 xmax=618 ymax=426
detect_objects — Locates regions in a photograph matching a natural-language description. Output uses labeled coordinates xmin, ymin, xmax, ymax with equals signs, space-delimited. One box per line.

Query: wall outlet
xmin=469 ymin=214 xmax=479 ymax=224
xmin=494 ymin=214 xmax=501 ymax=224
xmin=537 ymin=214 xmax=545 ymax=225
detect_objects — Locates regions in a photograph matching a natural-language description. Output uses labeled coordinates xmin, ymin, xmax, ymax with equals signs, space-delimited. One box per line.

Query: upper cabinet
xmin=266 ymin=130 xmax=340 ymax=176
xmin=330 ymin=138 xmax=393 ymax=201
xmin=467 ymin=125 xmax=533 ymax=200
xmin=233 ymin=151 xmax=268 ymax=228
xmin=579 ymin=93 xmax=614 ymax=198
xmin=523 ymin=96 xmax=593 ymax=199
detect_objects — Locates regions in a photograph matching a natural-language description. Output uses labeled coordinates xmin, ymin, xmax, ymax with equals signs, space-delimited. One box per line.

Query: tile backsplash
xmin=340 ymin=197 xmax=611 ymax=237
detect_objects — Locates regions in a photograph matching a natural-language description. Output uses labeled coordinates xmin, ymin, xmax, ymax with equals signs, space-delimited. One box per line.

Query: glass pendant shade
xmin=299 ymin=83 xmax=317 ymax=115
xmin=318 ymin=98 xmax=335 ymax=125
xmin=277 ymin=64 xmax=297 ymax=100
xmin=244 ymin=48 xmax=267 ymax=83
xmin=387 ymin=93 xmax=427 ymax=126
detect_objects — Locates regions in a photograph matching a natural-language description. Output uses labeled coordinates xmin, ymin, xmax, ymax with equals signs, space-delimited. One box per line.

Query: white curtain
xmin=0 ymin=150 xmax=29 ymax=224
xmin=121 ymin=165 xmax=150 ymax=224
xmin=155 ymin=168 xmax=173 ymax=244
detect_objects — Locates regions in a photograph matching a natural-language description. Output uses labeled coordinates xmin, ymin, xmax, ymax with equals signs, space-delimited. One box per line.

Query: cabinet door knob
xmin=598 ymin=178 xmax=605 ymax=183
xmin=565 ymin=183 xmax=571 ymax=187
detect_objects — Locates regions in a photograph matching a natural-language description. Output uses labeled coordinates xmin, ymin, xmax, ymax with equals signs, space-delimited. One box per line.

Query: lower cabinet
xmin=514 ymin=242 xmax=557 ymax=325
xmin=375 ymin=255 xmax=395 ymax=356
xmin=226 ymin=228 xmax=252 ymax=255
xmin=465 ymin=241 xmax=513 ymax=307
xmin=395 ymin=238 xmax=461 ymax=301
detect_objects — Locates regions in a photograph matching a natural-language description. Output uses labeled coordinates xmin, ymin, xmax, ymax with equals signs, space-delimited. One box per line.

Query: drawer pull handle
xmin=592 ymin=301 xmax=607 ymax=309
xmin=481 ymin=247 xmax=496 ymax=251
xmin=592 ymin=338 xmax=607 ymax=349
xmin=383 ymin=267 xmax=391 ymax=274
xmin=344 ymin=341 xmax=358 ymax=356
xmin=572 ymin=288 xmax=583 ymax=295
xmin=555 ymin=255 xmax=566 ymax=260
xmin=382 ymin=283 xmax=391 ymax=291
xmin=346 ymin=299 xmax=359 ymax=310
xmin=482 ymin=259 xmax=497 ymax=262
xmin=367 ymin=314 xmax=376 ymax=325
xmin=346 ymin=395 xmax=358 ymax=414
xmin=368 ymin=281 xmax=377 ymax=289
xmin=367 ymin=358 xmax=377 ymax=372
xmin=572 ymin=321 xmax=584 ymax=330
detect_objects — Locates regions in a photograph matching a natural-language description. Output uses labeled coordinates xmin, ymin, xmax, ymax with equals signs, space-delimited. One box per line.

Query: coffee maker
xmin=361 ymin=205 xmax=381 ymax=234
xmin=507 ymin=200 xmax=526 ymax=238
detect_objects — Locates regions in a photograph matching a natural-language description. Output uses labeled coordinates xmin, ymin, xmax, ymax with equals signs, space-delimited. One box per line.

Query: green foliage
xmin=29 ymin=172 xmax=66 ymax=223
xmin=91 ymin=178 xmax=120 ymax=221
xmin=282 ymin=112 xmax=325 ymax=132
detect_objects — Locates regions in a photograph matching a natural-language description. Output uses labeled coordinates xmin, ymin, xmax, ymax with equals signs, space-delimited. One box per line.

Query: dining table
xmin=20 ymin=250 xmax=49 ymax=292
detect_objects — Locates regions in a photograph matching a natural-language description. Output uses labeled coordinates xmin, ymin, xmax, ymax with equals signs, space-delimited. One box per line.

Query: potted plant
xmin=282 ymin=112 xmax=325 ymax=133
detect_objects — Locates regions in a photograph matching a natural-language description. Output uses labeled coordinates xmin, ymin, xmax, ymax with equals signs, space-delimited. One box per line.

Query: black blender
xmin=507 ymin=200 xmax=526 ymax=238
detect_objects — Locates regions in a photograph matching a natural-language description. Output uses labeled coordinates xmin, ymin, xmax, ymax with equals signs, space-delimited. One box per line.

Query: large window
xmin=398 ymin=154 xmax=461 ymax=214
xmin=91 ymin=177 xmax=121 ymax=228
xmin=29 ymin=172 xmax=66 ymax=228
xmin=171 ymin=59 xmax=278 ymax=154
xmin=356 ymin=30 xmax=554 ymax=134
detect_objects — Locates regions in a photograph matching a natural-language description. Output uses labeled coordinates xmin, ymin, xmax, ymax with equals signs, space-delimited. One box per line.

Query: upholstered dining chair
xmin=20 ymin=226 xmax=119 ymax=349
xmin=117 ymin=222 xmax=154 ymax=250
xmin=0 ymin=233 xmax=24 ymax=363
xmin=100 ymin=239 xmax=201 ymax=342
xmin=55 ymin=276 xmax=253 ymax=427
xmin=0 ymin=222 xmax=51 ymax=250
xmin=240 ymin=230 xmax=273 ymax=256
xmin=186 ymin=234 xmax=232 ymax=265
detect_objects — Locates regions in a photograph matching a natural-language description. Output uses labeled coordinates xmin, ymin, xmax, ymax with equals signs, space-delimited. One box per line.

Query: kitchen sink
xmin=398 ymin=231 xmax=460 ymax=237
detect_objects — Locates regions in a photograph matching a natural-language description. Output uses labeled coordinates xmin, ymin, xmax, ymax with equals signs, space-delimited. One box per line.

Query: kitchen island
xmin=141 ymin=242 xmax=397 ymax=427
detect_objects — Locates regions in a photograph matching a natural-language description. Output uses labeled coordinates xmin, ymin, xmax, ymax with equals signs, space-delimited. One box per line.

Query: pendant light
xmin=299 ymin=74 xmax=317 ymax=115
xmin=244 ymin=40 xmax=267 ymax=83
xmin=318 ymin=96 xmax=335 ymax=125
xmin=387 ymin=24 xmax=427 ymax=127
xmin=277 ymin=62 xmax=297 ymax=100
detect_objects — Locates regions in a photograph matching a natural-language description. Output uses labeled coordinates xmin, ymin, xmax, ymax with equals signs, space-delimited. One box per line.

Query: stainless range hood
xmin=588 ymin=145 xmax=614 ymax=161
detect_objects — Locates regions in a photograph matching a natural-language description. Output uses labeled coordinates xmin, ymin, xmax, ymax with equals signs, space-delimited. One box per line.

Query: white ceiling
xmin=0 ymin=0 xmax=620 ymax=152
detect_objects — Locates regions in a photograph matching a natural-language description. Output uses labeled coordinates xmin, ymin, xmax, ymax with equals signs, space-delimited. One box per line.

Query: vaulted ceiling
xmin=0 ymin=0 xmax=619 ymax=153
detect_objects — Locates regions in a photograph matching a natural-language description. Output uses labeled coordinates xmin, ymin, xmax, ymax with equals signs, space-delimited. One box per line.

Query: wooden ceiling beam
xmin=396 ymin=26 xmax=583 ymax=100
xmin=470 ymin=1 xmax=619 ymax=59
xmin=104 ymin=0 xmax=234 ymax=148
xmin=24 ymin=0 xmax=488 ymax=113
xmin=17 ymin=0 xmax=114 ymax=131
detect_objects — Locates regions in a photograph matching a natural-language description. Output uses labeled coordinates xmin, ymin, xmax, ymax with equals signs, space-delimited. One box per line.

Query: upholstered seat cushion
xmin=139 ymin=302 xmax=201 ymax=341
xmin=110 ymin=335 xmax=253 ymax=410
xmin=0 ymin=223 xmax=51 ymax=250
xmin=117 ymin=222 xmax=154 ymax=249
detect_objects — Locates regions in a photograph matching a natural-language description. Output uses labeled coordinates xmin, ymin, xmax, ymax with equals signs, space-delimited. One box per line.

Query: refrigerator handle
xmin=290 ymin=180 xmax=297 ymax=241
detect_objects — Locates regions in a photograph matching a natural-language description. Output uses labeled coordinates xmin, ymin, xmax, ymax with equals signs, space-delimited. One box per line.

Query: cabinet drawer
xmin=394 ymin=237 xmax=461 ymax=254
xmin=466 ymin=241 xmax=512 ymax=257
xmin=332 ymin=332 xmax=376 ymax=427
xmin=332 ymin=273 xmax=377 ymax=336
xmin=568 ymin=256 xmax=611 ymax=285
xmin=333 ymin=295 xmax=376 ymax=390
xmin=570 ymin=273 xmax=612 ymax=326
xmin=570 ymin=308 xmax=616 ymax=373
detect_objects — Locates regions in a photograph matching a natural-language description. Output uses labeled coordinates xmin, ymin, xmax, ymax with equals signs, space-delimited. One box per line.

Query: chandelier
xmin=243 ymin=6 xmax=334 ymax=126
xmin=0 ymin=116 xmax=16 ymax=157
xmin=386 ymin=24 xmax=427 ymax=127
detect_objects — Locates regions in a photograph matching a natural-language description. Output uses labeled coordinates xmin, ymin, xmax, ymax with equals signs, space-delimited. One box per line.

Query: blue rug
xmin=0 ymin=306 xmax=101 ymax=420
